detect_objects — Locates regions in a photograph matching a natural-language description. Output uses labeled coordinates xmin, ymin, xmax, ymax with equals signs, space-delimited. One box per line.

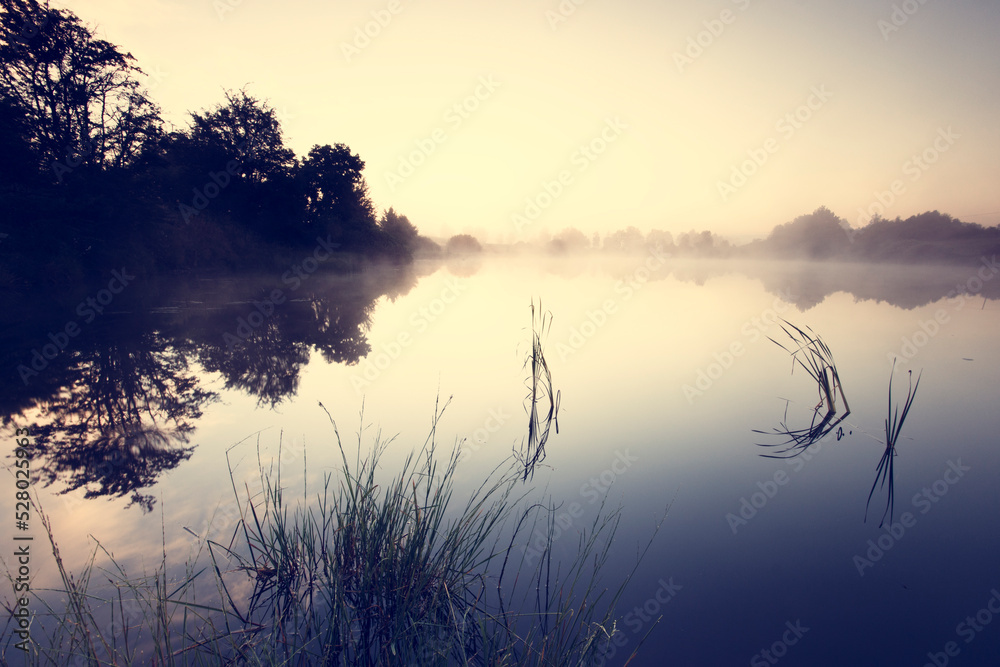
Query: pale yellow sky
xmin=61 ymin=0 xmax=1000 ymax=241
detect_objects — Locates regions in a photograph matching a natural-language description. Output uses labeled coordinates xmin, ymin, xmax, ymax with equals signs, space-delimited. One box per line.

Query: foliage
xmin=298 ymin=143 xmax=378 ymax=245
xmin=188 ymin=88 xmax=294 ymax=187
xmin=0 ymin=0 xmax=162 ymax=175
xmin=445 ymin=234 xmax=483 ymax=255
xmin=548 ymin=227 xmax=590 ymax=254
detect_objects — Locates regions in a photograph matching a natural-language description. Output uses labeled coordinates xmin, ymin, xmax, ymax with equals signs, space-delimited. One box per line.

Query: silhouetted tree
xmin=378 ymin=207 xmax=420 ymax=253
xmin=0 ymin=95 xmax=36 ymax=184
xmin=298 ymin=143 xmax=378 ymax=247
xmin=762 ymin=206 xmax=851 ymax=259
xmin=0 ymin=0 xmax=161 ymax=177
xmin=188 ymin=88 xmax=294 ymax=187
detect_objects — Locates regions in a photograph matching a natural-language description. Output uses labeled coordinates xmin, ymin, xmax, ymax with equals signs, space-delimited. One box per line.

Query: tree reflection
xmin=2 ymin=260 xmax=422 ymax=510
xmin=198 ymin=321 xmax=312 ymax=409
xmin=28 ymin=332 xmax=215 ymax=512
xmin=188 ymin=265 xmax=414 ymax=406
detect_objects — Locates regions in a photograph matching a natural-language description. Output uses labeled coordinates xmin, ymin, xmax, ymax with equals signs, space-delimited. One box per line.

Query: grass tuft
xmin=755 ymin=319 xmax=851 ymax=457
xmin=865 ymin=359 xmax=921 ymax=528
xmin=4 ymin=396 xmax=661 ymax=666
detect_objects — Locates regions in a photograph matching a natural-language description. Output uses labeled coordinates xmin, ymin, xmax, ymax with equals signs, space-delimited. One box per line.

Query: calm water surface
xmin=3 ymin=255 xmax=1000 ymax=665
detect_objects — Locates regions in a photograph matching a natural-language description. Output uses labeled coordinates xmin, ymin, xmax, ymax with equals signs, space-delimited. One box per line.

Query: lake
xmin=3 ymin=253 xmax=1000 ymax=665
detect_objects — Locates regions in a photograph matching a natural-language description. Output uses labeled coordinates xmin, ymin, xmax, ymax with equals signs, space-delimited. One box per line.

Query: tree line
xmin=0 ymin=0 xmax=432 ymax=291
xmin=536 ymin=208 xmax=998 ymax=264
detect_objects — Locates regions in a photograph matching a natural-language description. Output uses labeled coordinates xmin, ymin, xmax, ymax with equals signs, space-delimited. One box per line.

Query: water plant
xmin=755 ymin=319 xmax=851 ymax=457
xmin=516 ymin=300 xmax=560 ymax=481
xmin=865 ymin=359 xmax=921 ymax=527
xmin=3 ymin=398 xmax=660 ymax=666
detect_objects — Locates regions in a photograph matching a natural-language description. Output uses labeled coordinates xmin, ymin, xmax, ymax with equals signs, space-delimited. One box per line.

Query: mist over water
xmin=3 ymin=253 xmax=999 ymax=664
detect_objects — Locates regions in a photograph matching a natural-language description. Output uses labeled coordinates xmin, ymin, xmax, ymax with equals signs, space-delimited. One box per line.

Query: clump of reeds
xmin=770 ymin=320 xmax=849 ymax=416
xmin=516 ymin=300 xmax=560 ymax=481
xmin=756 ymin=320 xmax=851 ymax=457
xmin=6 ymin=397 xmax=657 ymax=666
xmin=865 ymin=359 xmax=921 ymax=527
xmin=1 ymin=500 xmax=223 ymax=666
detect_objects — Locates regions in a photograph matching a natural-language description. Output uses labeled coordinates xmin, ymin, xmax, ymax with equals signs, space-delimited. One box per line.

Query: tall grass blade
xmin=865 ymin=359 xmax=921 ymax=527
xmin=517 ymin=300 xmax=560 ymax=481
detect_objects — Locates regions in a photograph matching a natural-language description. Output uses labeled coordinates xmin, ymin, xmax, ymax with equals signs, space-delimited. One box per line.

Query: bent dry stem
xmin=756 ymin=320 xmax=851 ymax=457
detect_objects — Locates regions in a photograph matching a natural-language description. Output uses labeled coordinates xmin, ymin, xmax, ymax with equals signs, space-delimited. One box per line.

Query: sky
xmin=58 ymin=0 xmax=1000 ymax=243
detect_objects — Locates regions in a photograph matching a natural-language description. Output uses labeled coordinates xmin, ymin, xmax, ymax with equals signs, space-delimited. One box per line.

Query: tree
xmin=645 ymin=229 xmax=675 ymax=253
xmin=603 ymin=226 xmax=644 ymax=252
xmin=0 ymin=0 xmax=161 ymax=176
xmin=764 ymin=207 xmax=850 ymax=259
xmin=188 ymin=88 xmax=294 ymax=187
xmin=445 ymin=234 xmax=482 ymax=254
xmin=549 ymin=227 xmax=589 ymax=253
xmin=297 ymin=143 xmax=377 ymax=244
xmin=379 ymin=207 xmax=420 ymax=250
xmin=0 ymin=95 xmax=36 ymax=183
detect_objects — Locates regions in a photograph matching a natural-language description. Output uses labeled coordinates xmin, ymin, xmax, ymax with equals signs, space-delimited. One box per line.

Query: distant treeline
xmin=0 ymin=0 xmax=436 ymax=293
xmin=539 ymin=207 xmax=1000 ymax=264
xmin=741 ymin=207 xmax=1000 ymax=264
xmin=2 ymin=1 xmax=995 ymax=301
